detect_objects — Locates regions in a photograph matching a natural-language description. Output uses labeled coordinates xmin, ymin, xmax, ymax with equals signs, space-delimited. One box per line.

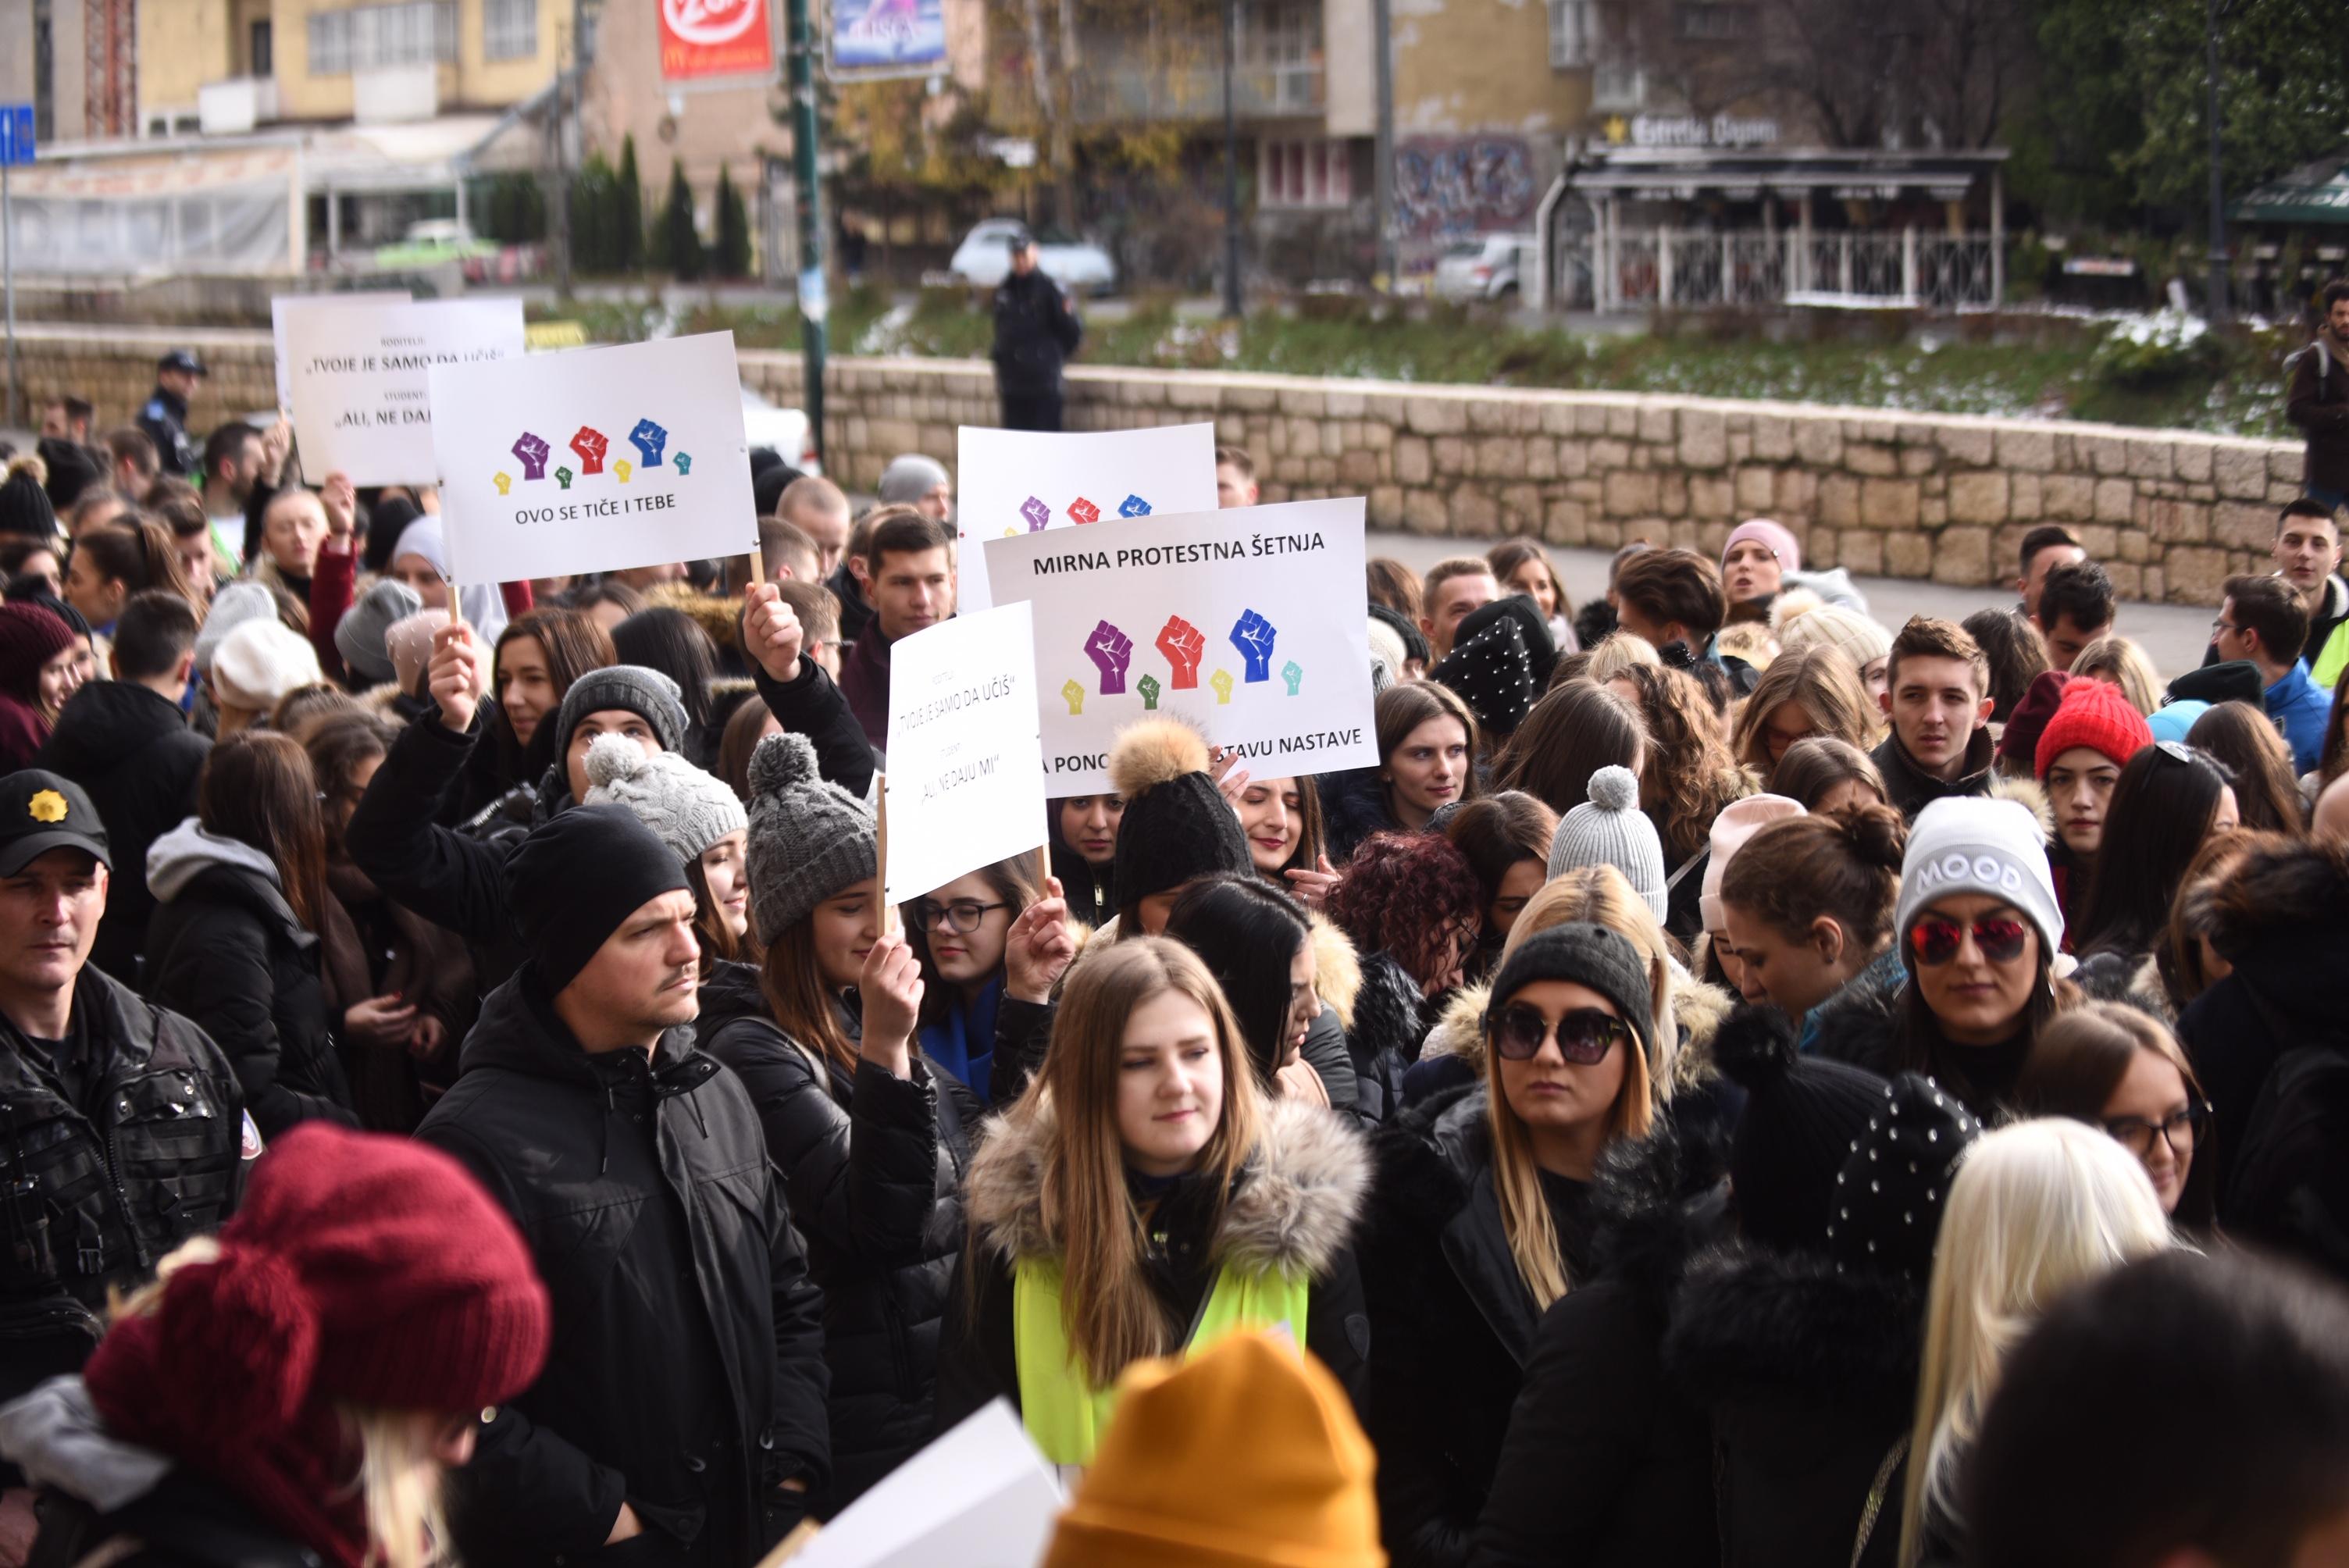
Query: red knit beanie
xmin=0 ymin=601 xmax=73 ymax=698
xmin=2035 ymin=675 xmax=2154 ymax=779
xmin=84 ymin=1124 xmax=550 ymax=1566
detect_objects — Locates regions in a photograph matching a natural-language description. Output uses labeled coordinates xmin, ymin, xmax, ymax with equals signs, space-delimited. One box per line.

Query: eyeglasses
xmin=1908 ymin=912 xmax=2030 ymax=966
xmin=1486 ymin=1004 xmax=1630 ymax=1064
xmin=2209 ymin=617 xmax=2239 ymax=636
xmin=913 ymin=897 xmax=1009 ymax=935
xmin=2103 ymin=1101 xmax=2210 ymax=1161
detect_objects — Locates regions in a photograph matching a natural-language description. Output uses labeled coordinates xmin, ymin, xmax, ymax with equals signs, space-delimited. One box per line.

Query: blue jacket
xmin=2263 ymin=660 xmax=2330 ymax=775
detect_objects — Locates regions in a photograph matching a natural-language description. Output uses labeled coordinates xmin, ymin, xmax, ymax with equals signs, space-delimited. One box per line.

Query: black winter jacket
xmin=1870 ymin=728 xmax=1995 ymax=824
xmin=936 ymin=1092 xmax=1372 ymax=1435
xmin=141 ymin=825 xmax=354 ymax=1139
xmin=1663 ymin=1240 xmax=1928 ymax=1568
xmin=1475 ymin=1113 xmax=1730 ymax=1568
xmin=1806 ymin=972 xmax=2030 ymax=1123
xmin=23 ymin=1468 xmax=315 ymax=1568
xmin=699 ymin=964 xmax=982 ymax=1507
xmin=990 ymin=269 xmax=1082 ymax=396
xmin=1319 ymin=768 xmax=1399 ymax=868
xmin=2287 ymin=335 xmax=2349 ymax=499
xmin=1358 ymin=1084 xmax=1599 ymax=1568
xmin=1348 ymin=950 xmax=1429 ymax=1124
xmin=416 ymin=971 xmax=831 ymax=1566
xmin=32 ymin=682 xmax=209 ymax=987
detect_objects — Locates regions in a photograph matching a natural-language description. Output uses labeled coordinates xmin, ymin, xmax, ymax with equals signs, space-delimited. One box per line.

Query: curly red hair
xmin=1327 ymin=829 xmax=1485 ymax=989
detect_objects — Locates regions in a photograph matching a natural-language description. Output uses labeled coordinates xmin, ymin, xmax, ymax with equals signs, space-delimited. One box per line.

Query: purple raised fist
xmin=570 ymin=426 xmax=609 ymax=476
xmin=511 ymin=432 xmax=551 ymax=480
xmin=1085 ymin=619 xmax=1134 ymax=695
xmin=1230 ymin=609 xmax=1278 ymax=683
xmin=1020 ymin=495 xmax=1051 ymax=533
xmin=627 ymin=418 xmax=669 ymax=467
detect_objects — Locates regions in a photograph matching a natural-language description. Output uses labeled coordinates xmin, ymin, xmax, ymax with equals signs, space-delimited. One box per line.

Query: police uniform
xmin=135 ymin=350 xmax=205 ymax=476
xmin=0 ymin=773 xmax=255 ymax=1414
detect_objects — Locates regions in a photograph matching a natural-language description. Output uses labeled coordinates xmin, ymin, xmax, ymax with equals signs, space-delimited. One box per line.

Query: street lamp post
xmin=2205 ymin=0 xmax=2229 ymax=323
xmin=1221 ymin=0 xmax=1242 ymax=319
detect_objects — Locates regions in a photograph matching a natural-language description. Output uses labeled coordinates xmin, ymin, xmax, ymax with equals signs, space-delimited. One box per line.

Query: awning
xmin=1570 ymin=146 xmax=2007 ymax=198
xmin=2232 ymin=150 xmax=2349 ymax=226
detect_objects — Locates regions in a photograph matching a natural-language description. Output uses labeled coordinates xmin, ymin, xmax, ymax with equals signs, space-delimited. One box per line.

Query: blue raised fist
xmin=628 ymin=419 xmax=669 ymax=467
xmin=1118 ymin=494 xmax=1152 ymax=518
xmin=1230 ymin=609 xmax=1277 ymax=683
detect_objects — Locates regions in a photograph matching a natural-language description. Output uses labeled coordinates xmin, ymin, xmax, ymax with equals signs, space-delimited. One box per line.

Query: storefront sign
xmin=1608 ymin=114 xmax=1780 ymax=148
xmin=659 ymin=0 xmax=774 ymax=82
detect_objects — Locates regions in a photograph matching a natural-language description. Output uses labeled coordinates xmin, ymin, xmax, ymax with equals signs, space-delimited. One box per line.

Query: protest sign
xmin=270 ymin=290 xmax=409 ymax=410
xmin=428 ymin=332 xmax=756 ymax=590
xmin=767 ymin=1401 xmax=1060 ymax=1567
xmin=283 ymin=298 xmax=524 ymax=485
xmin=954 ymin=422 xmax=1219 ymax=613
xmin=881 ymin=603 xmax=1048 ymax=906
xmin=982 ymin=497 xmax=1376 ymax=795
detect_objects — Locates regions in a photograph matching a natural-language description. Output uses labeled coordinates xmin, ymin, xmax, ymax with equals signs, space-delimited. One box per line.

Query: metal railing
xmin=1552 ymin=226 xmax=2002 ymax=312
xmin=1070 ymin=62 xmax=1324 ymax=124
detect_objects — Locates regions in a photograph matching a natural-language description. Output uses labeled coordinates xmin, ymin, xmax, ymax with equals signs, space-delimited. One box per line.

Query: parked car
xmin=949 ymin=219 xmax=1118 ymax=294
xmin=740 ymin=385 xmax=821 ymax=475
xmin=1433 ymin=234 xmax=1526 ymax=302
xmin=372 ymin=219 xmax=497 ymax=270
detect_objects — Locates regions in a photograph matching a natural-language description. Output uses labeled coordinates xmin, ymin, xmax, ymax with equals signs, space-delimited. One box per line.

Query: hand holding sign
xmin=1231 ymin=610 xmax=1278 ymax=683
xmin=429 ymin=623 xmax=485 ymax=734
xmin=1004 ymin=878 xmax=1078 ymax=1004
xmin=1155 ymin=615 xmax=1206 ymax=690
xmin=512 ymin=432 xmax=551 ymax=480
xmin=570 ymin=426 xmax=609 ymax=476
xmin=1085 ymin=620 xmax=1133 ymax=695
xmin=628 ymin=418 xmax=669 ymax=467
xmin=857 ymin=931 xmax=924 ymax=1076
xmin=320 ymin=472 xmax=358 ymax=540
xmin=742 ymin=582 xmax=805 ymax=684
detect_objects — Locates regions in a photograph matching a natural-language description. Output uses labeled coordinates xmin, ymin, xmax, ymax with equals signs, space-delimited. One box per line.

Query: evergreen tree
xmin=713 ymin=162 xmax=753 ymax=279
xmin=618 ymin=134 xmax=646 ymax=274
xmin=571 ymin=152 xmax=619 ymax=273
xmin=656 ymin=158 xmax=704 ymax=280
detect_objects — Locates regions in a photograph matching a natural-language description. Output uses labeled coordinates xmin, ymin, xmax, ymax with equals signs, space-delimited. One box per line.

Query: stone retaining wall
xmin=17 ymin=326 xmax=2307 ymax=605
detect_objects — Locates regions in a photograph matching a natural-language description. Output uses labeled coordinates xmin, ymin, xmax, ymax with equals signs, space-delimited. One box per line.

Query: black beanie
xmin=503 ymin=804 xmax=690 ymax=994
xmin=1485 ymin=922 xmax=1655 ymax=1062
xmin=1432 ymin=608 xmax=1538 ymax=737
xmin=1368 ymin=603 xmax=1428 ymax=668
xmin=36 ymin=438 xmax=101 ymax=515
xmin=1827 ymin=1071 xmax=1980 ymax=1284
xmin=1107 ymin=718 xmax=1252 ymax=908
xmin=2165 ymin=660 xmax=2262 ymax=708
xmin=1713 ymin=1004 xmax=1891 ymax=1255
xmin=0 ymin=456 xmax=59 ymax=541
xmin=1458 ymin=593 xmax=1559 ymax=690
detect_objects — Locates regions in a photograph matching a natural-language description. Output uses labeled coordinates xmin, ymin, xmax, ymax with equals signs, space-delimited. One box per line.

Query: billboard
xmin=831 ymin=0 xmax=946 ymax=74
xmin=660 ymin=0 xmax=775 ymax=81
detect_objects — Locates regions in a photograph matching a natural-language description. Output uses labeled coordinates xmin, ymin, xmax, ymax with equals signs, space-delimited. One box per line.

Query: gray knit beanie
xmin=194 ymin=581 xmax=277 ymax=678
xmin=333 ymin=577 xmax=423 ymax=687
xmin=581 ymin=732 xmax=747 ymax=865
xmin=554 ymin=664 xmax=688 ymax=759
xmin=878 ymin=453 xmax=950 ymax=507
xmin=744 ymin=730 xmax=878 ymax=944
xmin=1547 ymin=764 xmax=1668 ymax=924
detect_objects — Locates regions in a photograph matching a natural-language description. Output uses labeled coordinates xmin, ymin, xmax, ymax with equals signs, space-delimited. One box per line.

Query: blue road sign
xmin=0 ymin=106 xmax=34 ymax=166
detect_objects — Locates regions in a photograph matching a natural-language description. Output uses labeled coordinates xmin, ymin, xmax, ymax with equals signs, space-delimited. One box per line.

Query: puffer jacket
xmin=416 ymin=969 xmax=830 ymax=1566
xmin=1319 ymin=767 xmax=1400 ymax=868
xmin=698 ymin=964 xmax=983 ymax=1508
xmin=141 ymin=821 xmax=354 ymax=1139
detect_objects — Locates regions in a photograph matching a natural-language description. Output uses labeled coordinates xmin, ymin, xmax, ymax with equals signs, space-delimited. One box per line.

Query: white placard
xmin=982 ymin=497 xmax=1377 ymax=795
xmin=270 ymin=290 xmax=410 ymax=410
xmin=428 ymin=332 xmax=757 ymax=589
xmin=953 ymin=423 xmax=1220 ymax=613
xmin=282 ymin=298 xmax=525 ymax=484
xmin=882 ymin=603 xmax=1050 ymax=906
xmin=779 ymin=1400 xmax=1061 ymax=1568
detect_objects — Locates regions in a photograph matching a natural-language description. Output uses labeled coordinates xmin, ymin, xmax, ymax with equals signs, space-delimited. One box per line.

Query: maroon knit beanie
xmin=85 ymin=1124 xmax=550 ymax=1566
xmin=2035 ymin=675 xmax=2153 ymax=779
xmin=1994 ymin=668 xmax=2069 ymax=771
xmin=0 ymin=601 xmax=73 ymax=697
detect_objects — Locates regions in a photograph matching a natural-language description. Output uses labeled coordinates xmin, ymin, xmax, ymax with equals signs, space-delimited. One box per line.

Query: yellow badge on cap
xmin=27 ymin=790 xmax=67 ymax=824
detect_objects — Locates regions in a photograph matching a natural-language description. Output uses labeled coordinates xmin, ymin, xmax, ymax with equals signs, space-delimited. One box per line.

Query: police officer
xmin=0 ymin=771 xmax=254 ymax=1410
xmin=990 ymin=230 xmax=1083 ymax=432
xmin=136 ymin=349 xmax=207 ymax=477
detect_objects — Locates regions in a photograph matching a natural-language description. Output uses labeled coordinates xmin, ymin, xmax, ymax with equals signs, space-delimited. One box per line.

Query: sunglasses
xmin=1908 ymin=912 xmax=2031 ymax=967
xmin=912 ymin=897 xmax=1009 ymax=935
xmin=1486 ymin=1005 xmax=1630 ymax=1064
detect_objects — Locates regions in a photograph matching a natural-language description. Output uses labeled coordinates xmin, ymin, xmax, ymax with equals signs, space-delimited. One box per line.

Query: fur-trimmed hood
xmin=1988 ymin=772 xmax=2055 ymax=844
xmin=644 ymin=581 xmax=744 ymax=652
xmin=964 ymin=1092 xmax=1370 ymax=1280
xmin=1419 ymin=961 xmax=1734 ymax=1102
xmin=1309 ymin=912 xmax=1363 ymax=1032
xmin=1662 ymin=1238 xmax=1926 ymax=1417
xmin=1584 ymin=1110 xmax=1732 ymax=1310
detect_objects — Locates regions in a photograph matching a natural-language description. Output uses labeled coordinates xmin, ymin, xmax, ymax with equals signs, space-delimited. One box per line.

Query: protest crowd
xmin=1 ymin=320 xmax=2347 ymax=1568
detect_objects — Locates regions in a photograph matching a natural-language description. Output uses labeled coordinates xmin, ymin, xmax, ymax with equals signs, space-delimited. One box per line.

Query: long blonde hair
xmin=1506 ymin=864 xmax=1679 ymax=1098
xmin=114 ymin=1239 xmax=451 ymax=1568
xmin=1480 ymin=928 xmax=1654 ymax=1313
xmin=1731 ymin=643 xmax=1880 ymax=781
xmin=2069 ymin=635 xmax=2162 ymax=717
xmin=1021 ymin=937 xmax=1264 ymax=1386
xmin=1898 ymin=1119 xmax=2175 ymax=1567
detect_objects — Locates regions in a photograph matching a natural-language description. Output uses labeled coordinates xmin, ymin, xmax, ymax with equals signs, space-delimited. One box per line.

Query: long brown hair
xmin=1016 ymin=938 xmax=1262 ymax=1384
xmin=687 ymin=858 xmax=740 ymax=970
xmin=2014 ymin=1000 xmax=2216 ymax=1226
xmin=494 ymin=608 xmax=615 ymax=779
xmin=1613 ymin=663 xmax=1753 ymax=863
xmin=1376 ymin=679 xmax=1485 ymax=793
xmin=1495 ymin=679 xmax=1646 ymax=816
xmin=198 ymin=732 xmax=328 ymax=933
xmin=907 ymin=851 xmax=1044 ymax=1032
xmin=760 ymin=921 xmax=857 ymax=1074
xmin=2185 ymin=700 xmax=2304 ymax=835
xmin=1720 ymin=803 xmax=1908 ymax=955
xmin=2158 ymin=829 xmax=2285 ymax=1010
xmin=75 ymin=519 xmax=198 ymax=608
xmin=1731 ymin=644 xmax=1880 ymax=783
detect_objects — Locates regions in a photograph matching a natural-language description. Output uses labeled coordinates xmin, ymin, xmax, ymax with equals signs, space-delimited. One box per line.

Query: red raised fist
xmin=570 ymin=426 xmax=610 ymax=475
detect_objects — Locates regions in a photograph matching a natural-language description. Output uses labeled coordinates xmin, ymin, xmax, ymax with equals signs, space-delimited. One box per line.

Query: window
xmin=484 ymin=0 xmax=536 ymax=60
xmin=308 ymin=2 xmax=456 ymax=74
xmin=309 ymin=10 xmax=354 ymax=74
xmin=1677 ymin=2 xmax=1752 ymax=40
xmin=1549 ymin=0 xmax=1593 ymax=66
xmin=250 ymin=19 xmax=273 ymax=73
xmin=1260 ymin=137 xmax=1352 ymax=210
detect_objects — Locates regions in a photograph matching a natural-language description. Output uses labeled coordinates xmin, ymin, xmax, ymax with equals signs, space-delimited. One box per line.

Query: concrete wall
xmin=13 ymin=325 xmax=2304 ymax=606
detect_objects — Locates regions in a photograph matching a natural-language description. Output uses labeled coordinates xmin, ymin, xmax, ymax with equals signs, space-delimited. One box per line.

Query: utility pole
xmin=786 ymin=0 xmax=827 ymax=461
xmin=1372 ymin=0 xmax=1395 ymax=290
xmin=2205 ymin=0 xmax=2228 ymax=323
xmin=551 ymin=0 xmax=580 ymax=298
xmin=1221 ymin=0 xmax=1241 ymax=319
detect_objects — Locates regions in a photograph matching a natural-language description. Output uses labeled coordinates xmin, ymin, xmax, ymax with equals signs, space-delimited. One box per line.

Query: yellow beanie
xmin=1041 ymin=1332 xmax=1385 ymax=1568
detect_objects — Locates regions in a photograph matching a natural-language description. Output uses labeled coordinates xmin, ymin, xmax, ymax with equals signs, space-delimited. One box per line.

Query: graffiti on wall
xmin=1394 ymin=136 xmax=1538 ymax=241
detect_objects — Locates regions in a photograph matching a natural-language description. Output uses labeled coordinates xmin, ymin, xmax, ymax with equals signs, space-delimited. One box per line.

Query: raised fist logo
xmin=1020 ymin=496 xmax=1051 ymax=533
xmin=554 ymin=466 xmax=575 ymax=490
xmin=1155 ymin=615 xmax=1206 ymax=690
xmin=1137 ymin=674 xmax=1162 ymax=711
xmin=569 ymin=426 xmax=609 ymax=476
xmin=674 ymin=452 xmax=693 ymax=476
xmin=1210 ymin=669 xmax=1235 ymax=705
xmin=1085 ymin=620 xmax=1134 ymax=695
xmin=628 ymin=418 xmax=669 ymax=468
xmin=1061 ymin=678 xmax=1085 ymax=715
xmin=1281 ymin=661 xmax=1303 ymax=696
xmin=1068 ymin=497 xmax=1100 ymax=526
xmin=1118 ymin=494 xmax=1152 ymax=518
xmin=493 ymin=472 xmax=513 ymax=497
xmin=615 ymin=459 xmax=634 ymax=484
xmin=511 ymin=432 xmax=551 ymax=481
xmin=1229 ymin=609 xmax=1278 ymax=683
